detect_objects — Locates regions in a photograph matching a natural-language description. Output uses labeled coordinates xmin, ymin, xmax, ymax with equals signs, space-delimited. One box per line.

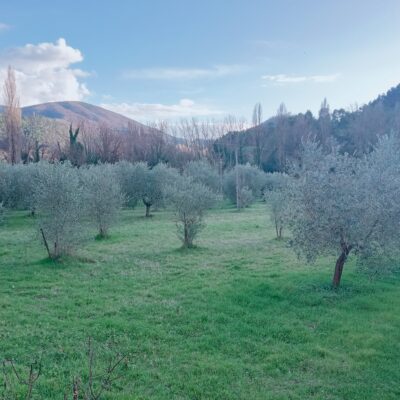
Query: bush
xmin=166 ymin=176 xmax=216 ymax=248
xmin=33 ymin=162 xmax=86 ymax=259
xmin=81 ymin=164 xmax=124 ymax=238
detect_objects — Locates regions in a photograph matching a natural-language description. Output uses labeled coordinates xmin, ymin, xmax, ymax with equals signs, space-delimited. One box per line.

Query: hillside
xmin=21 ymin=101 xmax=150 ymax=132
xmin=216 ymin=83 xmax=400 ymax=172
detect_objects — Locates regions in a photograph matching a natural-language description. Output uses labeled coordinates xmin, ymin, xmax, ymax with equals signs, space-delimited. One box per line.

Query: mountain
xmin=20 ymin=101 xmax=149 ymax=132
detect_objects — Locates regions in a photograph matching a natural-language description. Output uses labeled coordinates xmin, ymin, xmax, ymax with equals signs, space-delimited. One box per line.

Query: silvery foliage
xmin=223 ymin=164 xmax=267 ymax=208
xmin=287 ymin=136 xmax=400 ymax=275
xmin=134 ymin=163 xmax=179 ymax=216
xmin=114 ymin=161 xmax=144 ymax=208
xmin=0 ymin=163 xmax=40 ymax=211
xmin=142 ymin=163 xmax=179 ymax=209
xmin=114 ymin=162 xmax=179 ymax=215
xmin=33 ymin=162 xmax=86 ymax=259
xmin=184 ymin=160 xmax=220 ymax=193
xmin=166 ymin=175 xmax=216 ymax=247
xmin=264 ymin=172 xmax=291 ymax=239
xmin=81 ymin=164 xmax=124 ymax=238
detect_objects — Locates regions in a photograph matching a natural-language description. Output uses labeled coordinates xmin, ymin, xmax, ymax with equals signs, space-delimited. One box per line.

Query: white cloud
xmin=0 ymin=38 xmax=90 ymax=106
xmin=100 ymin=99 xmax=222 ymax=121
xmin=122 ymin=65 xmax=245 ymax=80
xmin=0 ymin=23 xmax=10 ymax=31
xmin=262 ymin=73 xmax=340 ymax=84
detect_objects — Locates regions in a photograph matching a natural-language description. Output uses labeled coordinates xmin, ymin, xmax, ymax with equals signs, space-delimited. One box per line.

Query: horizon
xmin=1 ymin=1 xmax=399 ymax=122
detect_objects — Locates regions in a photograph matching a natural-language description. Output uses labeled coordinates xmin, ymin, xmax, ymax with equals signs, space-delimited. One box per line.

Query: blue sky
xmin=0 ymin=0 xmax=399 ymax=122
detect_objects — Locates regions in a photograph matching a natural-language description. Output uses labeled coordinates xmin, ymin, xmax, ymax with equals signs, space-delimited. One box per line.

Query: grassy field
xmin=1 ymin=203 xmax=400 ymax=399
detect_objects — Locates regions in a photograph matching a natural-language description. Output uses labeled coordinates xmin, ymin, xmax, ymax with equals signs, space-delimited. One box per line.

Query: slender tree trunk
xmin=184 ymin=222 xmax=190 ymax=248
xmin=332 ymin=244 xmax=352 ymax=288
xmin=145 ymin=203 xmax=151 ymax=217
xmin=235 ymin=148 xmax=240 ymax=210
xmin=40 ymin=228 xmax=51 ymax=259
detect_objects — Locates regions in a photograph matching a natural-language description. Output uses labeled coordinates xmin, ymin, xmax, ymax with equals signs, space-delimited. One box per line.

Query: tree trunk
xmin=40 ymin=228 xmax=51 ymax=259
xmin=145 ymin=203 xmax=151 ymax=217
xmin=332 ymin=244 xmax=352 ymax=288
xmin=235 ymin=148 xmax=240 ymax=210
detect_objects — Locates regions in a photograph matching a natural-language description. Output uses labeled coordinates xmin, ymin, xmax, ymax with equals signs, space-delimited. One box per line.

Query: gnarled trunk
xmin=143 ymin=198 xmax=151 ymax=217
xmin=332 ymin=242 xmax=352 ymax=288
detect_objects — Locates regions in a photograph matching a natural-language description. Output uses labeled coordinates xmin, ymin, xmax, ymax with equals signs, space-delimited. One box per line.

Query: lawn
xmin=1 ymin=203 xmax=400 ymax=399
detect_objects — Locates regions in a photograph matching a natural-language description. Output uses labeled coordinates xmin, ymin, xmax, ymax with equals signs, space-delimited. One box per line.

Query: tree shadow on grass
xmin=34 ymin=254 xmax=96 ymax=269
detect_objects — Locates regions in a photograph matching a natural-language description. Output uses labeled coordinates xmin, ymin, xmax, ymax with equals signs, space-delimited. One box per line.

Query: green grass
xmin=1 ymin=204 xmax=400 ymax=399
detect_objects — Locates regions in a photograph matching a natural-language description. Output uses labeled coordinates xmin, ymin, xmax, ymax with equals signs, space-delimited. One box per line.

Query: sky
xmin=0 ymin=0 xmax=399 ymax=122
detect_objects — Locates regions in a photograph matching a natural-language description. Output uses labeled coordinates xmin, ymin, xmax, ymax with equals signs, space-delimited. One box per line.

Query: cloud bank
xmin=0 ymin=38 xmax=90 ymax=106
xmin=262 ymin=73 xmax=339 ymax=84
xmin=100 ymin=99 xmax=222 ymax=121
xmin=123 ymin=65 xmax=245 ymax=80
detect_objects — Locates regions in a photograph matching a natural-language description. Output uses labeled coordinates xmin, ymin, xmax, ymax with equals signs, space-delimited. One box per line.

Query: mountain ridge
xmin=1 ymin=101 xmax=151 ymax=132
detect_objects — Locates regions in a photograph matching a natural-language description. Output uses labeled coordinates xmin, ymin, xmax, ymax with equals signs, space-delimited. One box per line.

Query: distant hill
xmin=20 ymin=101 xmax=150 ymax=132
xmin=216 ymin=83 xmax=400 ymax=172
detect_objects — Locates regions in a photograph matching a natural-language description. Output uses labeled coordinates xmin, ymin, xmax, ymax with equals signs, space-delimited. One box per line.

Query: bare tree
xmin=95 ymin=124 xmax=122 ymax=163
xmin=318 ymin=98 xmax=331 ymax=148
xmin=252 ymin=102 xmax=264 ymax=168
xmin=3 ymin=66 xmax=22 ymax=164
xmin=276 ymin=103 xmax=289 ymax=171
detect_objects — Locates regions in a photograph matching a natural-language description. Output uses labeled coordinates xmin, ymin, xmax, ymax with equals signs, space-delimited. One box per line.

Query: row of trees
xmin=0 ymin=160 xmax=269 ymax=258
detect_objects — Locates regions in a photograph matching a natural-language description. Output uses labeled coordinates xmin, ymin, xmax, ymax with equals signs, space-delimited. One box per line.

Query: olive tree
xmin=138 ymin=163 xmax=178 ymax=217
xmin=114 ymin=162 xmax=178 ymax=217
xmin=114 ymin=161 xmax=143 ymax=208
xmin=287 ymin=136 xmax=400 ymax=288
xmin=33 ymin=162 xmax=86 ymax=259
xmin=0 ymin=163 xmax=40 ymax=213
xmin=184 ymin=160 xmax=220 ymax=193
xmin=223 ymin=164 xmax=266 ymax=208
xmin=264 ymin=173 xmax=290 ymax=239
xmin=166 ymin=176 xmax=216 ymax=248
xmin=81 ymin=164 xmax=124 ymax=238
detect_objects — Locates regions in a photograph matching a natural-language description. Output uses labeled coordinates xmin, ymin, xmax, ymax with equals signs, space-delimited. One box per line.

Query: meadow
xmin=1 ymin=203 xmax=400 ymax=399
